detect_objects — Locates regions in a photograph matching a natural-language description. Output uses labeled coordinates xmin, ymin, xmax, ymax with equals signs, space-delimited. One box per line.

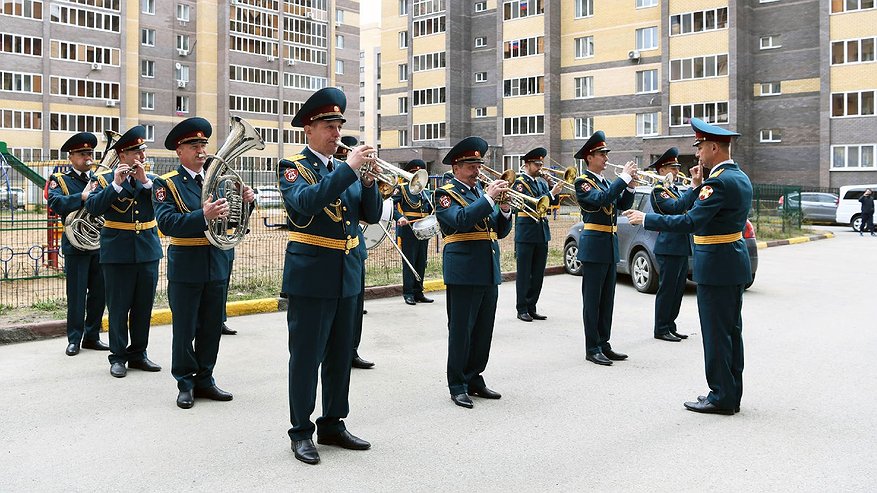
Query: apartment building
xmin=359 ymin=20 xmax=381 ymax=147
xmin=378 ymin=0 xmax=877 ymax=188
xmin=0 ymin=0 xmax=360 ymax=174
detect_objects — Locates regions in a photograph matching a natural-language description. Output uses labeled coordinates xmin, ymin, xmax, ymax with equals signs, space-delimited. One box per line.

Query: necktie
xmin=327 ymin=159 xmax=334 ymax=172
xmin=129 ymin=176 xmax=136 ymax=187
xmin=80 ymin=172 xmax=89 ymax=181
xmin=472 ymin=186 xmax=480 ymax=198
xmin=195 ymin=174 xmax=203 ymax=188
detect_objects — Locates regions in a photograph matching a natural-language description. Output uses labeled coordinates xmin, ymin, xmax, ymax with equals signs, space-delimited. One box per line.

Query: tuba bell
xmin=201 ymin=115 xmax=265 ymax=250
xmin=63 ymin=130 xmax=122 ymax=251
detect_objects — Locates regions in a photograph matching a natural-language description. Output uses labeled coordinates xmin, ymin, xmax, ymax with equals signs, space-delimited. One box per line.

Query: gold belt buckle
xmin=346 ymin=237 xmax=356 ymax=250
xmin=134 ymin=220 xmax=142 ymax=232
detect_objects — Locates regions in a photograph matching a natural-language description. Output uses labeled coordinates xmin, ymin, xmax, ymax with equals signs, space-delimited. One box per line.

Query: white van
xmin=835 ymin=184 xmax=877 ymax=231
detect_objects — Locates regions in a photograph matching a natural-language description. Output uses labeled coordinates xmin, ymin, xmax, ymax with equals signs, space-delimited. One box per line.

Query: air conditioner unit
xmin=286 ymin=59 xmax=296 ymax=66
xmin=105 ymin=100 xmax=116 ymax=107
xmin=177 ymin=49 xmax=189 ymax=57
xmin=177 ymin=80 xmax=187 ymax=88
xmin=628 ymin=50 xmax=641 ymax=60
xmin=266 ymin=55 xmax=276 ymax=62
xmin=91 ymin=62 xmax=102 ymax=71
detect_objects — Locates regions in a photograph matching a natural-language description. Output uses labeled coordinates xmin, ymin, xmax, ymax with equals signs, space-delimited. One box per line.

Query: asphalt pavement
xmin=0 ymin=225 xmax=873 ymax=491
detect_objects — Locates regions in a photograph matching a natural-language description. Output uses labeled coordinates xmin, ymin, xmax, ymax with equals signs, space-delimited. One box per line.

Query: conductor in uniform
xmin=86 ymin=125 xmax=163 ymax=378
xmin=393 ymin=158 xmax=434 ymax=306
xmin=47 ymin=132 xmax=108 ymax=356
xmin=625 ymin=118 xmax=752 ymax=415
xmin=648 ymin=148 xmax=698 ymax=342
xmin=153 ymin=117 xmax=254 ymax=409
xmin=573 ymin=131 xmax=636 ymax=366
xmin=512 ymin=147 xmax=561 ymax=322
xmin=434 ymin=137 xmax=513 ymax=409
xmin=278 ymin=88 xmax=383 ymax=464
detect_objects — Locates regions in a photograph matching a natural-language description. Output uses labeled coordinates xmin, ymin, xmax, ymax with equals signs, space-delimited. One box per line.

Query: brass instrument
xmin=63 ymin=130 xmax=122 ymax=251
xmin=334 ymin=140 xmax=429 ymax=199
xmin=606 ymin=162 xmax=674 ymax=187
xmin=540 ymin=166 xmax=578 ymax=194
xmin=202 ymin=115 xmax=265 ymax=250
xmin=478 ymin=166 xmax=549 ymax=220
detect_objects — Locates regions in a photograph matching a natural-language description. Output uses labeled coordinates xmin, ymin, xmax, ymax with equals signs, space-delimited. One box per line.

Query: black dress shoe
xmin=529 ymin=312 xmax=547 ymax=320
xmin=517 ymin=312 xmax=533 ymax=322
xmin=586 ymin=352 xmax=613 ymax=366
xmin=110 ymin=362 xmax=127 ymax=378
xmin=414 ymin=293 xmax=434 ymax=303
xmin=177 ymin=390 xmax=194 ymax=409
xmin=362 ymin=309 xmax=368 ymax=315
xmin=603 ymin=349 xmax=628 ymax=361
xmin=469 ymin=387 xmax=502 ymax=399
xmin=351 ymin=356 xmax=375 ymax=369
xmin=451 ymin=393 xmax=474 ymax=408
xmin=127 ymin=358 xmax=162 ymax=372
xmin=221 ymin=324 xmax=237 ymax=335
xmin=65 ymin=343 xmax=80 ymax=356
xmin=193 ymin=385 xmax=233 ymax=401
xmin=317 ymin=430 xmax=371 ymax=450
xmin=81 ymin=339 xmax=110 ymax=350
xmin=292 ymin=439 xmax=320 ymax=465
xmin=403 ymin=295 xmax=416 ymax=305
xmin=684 ymin=399 xmax=735 ymax=415
xmin=655 ymin=333 xmax=682 ymax=342
xmin=670 ymin=330 xmax=688 ymax=339
xmin=697 ymin=395 xmax=740 ymax=413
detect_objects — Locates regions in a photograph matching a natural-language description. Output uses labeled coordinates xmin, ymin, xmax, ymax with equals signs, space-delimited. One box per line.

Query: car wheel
xmin=630 ymin=249 xmax=658 ymax=294
xmin=851 ymin=215 xmax=862 ymax=232
xmin=563 ymin=241 xmax=582 ymax=276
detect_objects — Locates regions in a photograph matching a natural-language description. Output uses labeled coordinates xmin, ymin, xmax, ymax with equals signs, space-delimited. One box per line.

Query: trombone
xmin=540 ymin=166 xmax=578 ymax=194
xmin=335 ymin=140 xmax=429 ymax=199
xmin=478 ymin=166 xmax=549 ymax=220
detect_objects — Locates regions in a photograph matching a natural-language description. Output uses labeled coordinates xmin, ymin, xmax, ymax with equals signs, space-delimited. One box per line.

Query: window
xmin=636 ymin=27 xmax=658 ymax=50
xmin=229 ymin=94 xmax=279 ymax=114
xmin=399 ymin=0 xmax=408 ymax=15
xmin=832 ymin=37 xmax=876 ymax=65
xmin=1 ymin=34 xmax=42 ymax=56
xmin=399 ymin=129 xmax=408 ymax=147
xmin=413 ymin=16 xmax=446 ymax=36
xmin=831 ymin=90 xmax=876 ymax=117
xmin=575 ymin=36 xmax=594 ymax=58
xmin=399 ymin=63 xmax=408 ymax=81
xmin=474 ymin=1 xmax=486 ymax=12
xmin=176 ymin=95 xmax=189 ymax=114
xmin=670 ymin=54 xmax=729 ymax=81
xmin=475 ymin=36 xmax=486 ymax=48
xmin=141 ymin=28 xmax=155 ymax=46
xmin=0 ymin=0 xmax=44 ymax=20
xmin=636 ymin=69 xmax=658 ymax=93
xmin=637 ymin=112 xmax=658 ymax=136
xmin=399 ymin=31 xmax=408 ymax=48
xmin=475 ymin=71 xmax=487 ymax=83
xmin=141 ymin=0 xmax=154 ymax=14
xmin=413 ymin=122 xmax=445 ymax=141
xmin=575 ymin=0 xmax=593 ymax=18
xmin=503 ymin=115 xmax=544 ymax=136
xmin=140 ymin=91 xmax=154 ymax=110
xmin=760 ymin=129 xmax=782 ymax=142
xmin=336 ymin=35 xmax=344 ymax=49
xmin=832 ymin=145 xmax=876 ymax=169
xmin=175 ymin=64 xmax=189 ymax=82
xmin=176 ymin=3 xmax=189 ymax=22
xmin=503 ymin=0 xmax=543 ymax=20
xmin=504 ymin=76 xmax=544 ymax=97
xmin=413 ymin=51 xmax=446 ymax=71
xmin=760 ymin=35 xmax=781 ymax=50
xmin=143 ymin=124 xmax=155 ymax=142
xmin=140 ymin=59 xmax=154 ymax=78
xmin=574 ymin=76 xmax=593 ymax=98
xmin=760 ymin=82 xmax=781 ymax=96
xmin=50 ymin=5 xmax=121 ymax=32
xmin=335 ymin=60 xmax=344 ymax=74
xmin=669 ymin=102 xmax=729 ymax=126
xmin=670 ymin=7 xmax=728 ymax=36
xmin=475 ymin=107 xmax=487 ymax=118
xmin=831 ymin=0 xmax=876 ymax=13
xmin=574 ymin=117 xmax=593 ymax=139
xmin=636 ymin=0 xmax=657 ymax=7
xmin=413 ymin=0 xmax=445 ymax=16
xmin=335 ymin=9 xmax=344 ymax=23
xmin=503 ymin=36 xmax=543 ymax=59
xmin=50 ymin=76 xmax=120 ymax=99
xmin=503 ymin=155 xmax=523 ymax=171
xmin=413 ymin=87 xmax=446 ymax=105
xmin=233 ymin=64 xmax=280 ymax=86
xmin=398 ymin=96 xmax=408 ymax=114
xmin=0 ymin=72 xmax=42 ymax=94
xmin=176 ymin=34 xmax=190 ymax=52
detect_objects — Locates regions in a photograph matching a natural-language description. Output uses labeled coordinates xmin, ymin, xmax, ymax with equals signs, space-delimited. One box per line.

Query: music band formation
xmin=49 ymin=86 xmax=752 ymax=465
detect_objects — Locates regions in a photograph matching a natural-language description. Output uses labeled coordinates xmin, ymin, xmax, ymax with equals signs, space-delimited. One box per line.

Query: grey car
xmin=778 ymin=192 xmax=838 ymax=223
xmin=563 ymin=187 xmax=758 ymax=293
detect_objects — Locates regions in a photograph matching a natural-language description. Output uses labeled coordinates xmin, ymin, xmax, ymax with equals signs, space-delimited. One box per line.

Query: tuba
xmin=201 ymin=115 xmax=265 ymax=250
xmin=63 ymin=130 xmax=121 ymax=250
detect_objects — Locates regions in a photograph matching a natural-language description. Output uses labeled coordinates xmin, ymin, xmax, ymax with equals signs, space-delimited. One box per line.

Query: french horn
xmin=63 ymin=130 xmax=121 ymax=251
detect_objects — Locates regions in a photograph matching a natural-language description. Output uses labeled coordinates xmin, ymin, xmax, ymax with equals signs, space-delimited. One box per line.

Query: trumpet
xmin=335 ymin=140 xmax=429 ymax=199
xmin=478 ymin=166 xmax=549 ymax=220
xmin=606 ymin=162 xmax=673 ymax=187
xmin=540 ymin=166 xmax=578 ymax=194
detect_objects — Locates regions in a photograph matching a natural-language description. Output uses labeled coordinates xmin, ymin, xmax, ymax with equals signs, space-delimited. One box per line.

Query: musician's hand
xmin=691 ymin=164 xmax=704 ymax=187
xmin=485 ymin=179 xmax=508 ymax=200
xmin=203 ymin=194 xmax=229 ymax=220
xmin=397 ymin=217 xmax=409 ymax=227
xmin=551 ymin=181 xmax=564 ymax=196
xmin=114 ymin=164 xmax=131 ymax=185
xmin=80 ymin=189 xmax=90 ymax=201
xmin=622 ymin=160 xmax=638 ymax=179
xmin=131 ymin=160 xmax=147 ymax=183
xmin=623 ymin=209 xmax=645 ymax=225
xmin=345 ymin=144 xmax=375 ymax=171
xmin=241 ymin=185 xmax=255 ymax=204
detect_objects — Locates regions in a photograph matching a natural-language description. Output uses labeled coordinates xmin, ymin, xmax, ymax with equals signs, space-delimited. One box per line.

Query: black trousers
xmin=515 ymin=241 xmax=548 ymax=315
xmin=103 ymin=261 xmax=158 ymax=365
xmin=400 ymin=235 xmax=429 ymax=296
xmin=654 ymin=254 xmax=688 ymax=336
xmin=446 ymin=284 xmax=498 ymax=396
xmin=697 ymin=284 xmax=745 ymax=410
xmin=862 ymin=212 xmax=874 ymax=233
xmin=169 ymin=280 xmax=225 ymax=391
xmin=287 ymin=294 xmax=356 ymax=441
xmin=353 ymin=260 xmax=365 ymax=355
xmin=580 ymin=262 xmax=616 ymax=355
xmin=65 ymin=253 xmax=105 ymax=344
xmin=221 ymin=259 xmax=233 ymax=323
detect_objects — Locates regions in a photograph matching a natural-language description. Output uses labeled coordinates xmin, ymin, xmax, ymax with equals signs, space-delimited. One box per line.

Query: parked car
xmin=777 ymin=191 xmax=838 ymax=223
xmin=835 ymin=184 xmax=877 ymax=231
xmin=0 ymin=186 xmax=26 ymax=210
xmin=254 ymin=186 xmax=282 ymax=208
xmin=563 ymin=186 xmax=759 ymax=293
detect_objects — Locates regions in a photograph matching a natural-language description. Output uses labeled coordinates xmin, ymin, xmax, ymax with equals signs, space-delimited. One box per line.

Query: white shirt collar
xmin=307 ymin=146 xmax=332 ymax=167
xmin=181 ymin=165 xmax=202 ymax=181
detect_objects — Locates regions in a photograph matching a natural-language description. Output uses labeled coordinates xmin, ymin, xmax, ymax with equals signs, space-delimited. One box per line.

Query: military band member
xmin=153 ymin=117 xmax=253 ymax=409
xmin=648 ymin=148 xmax=698 ymax=343
xmin=279 ymin=88 xmax=383 ymax=464
xmin=625 ymin=118 xmax=752 ymax=415
xmin=334 ymin=135 xmax=375 ymax=370
xmin=574 ymin=131 xmax=636 ymax=366
xmin=435 ymin=137 xmax=513 ymax=409
xmin=393 ymin=158 xmax=434 ymax=306
xmin=48 ymin=132 xmax=109 ymax=356
xmin=512 ymin=148 xmax=561 ymax=322
xmin=85 ymin=125 xmax=163 ymax=378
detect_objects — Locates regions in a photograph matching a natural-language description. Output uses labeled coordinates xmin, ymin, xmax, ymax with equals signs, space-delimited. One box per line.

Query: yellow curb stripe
xmin=788 ymin=237 xmax=809 ymax=245
xmin=100 ymin=298 xmax=280 ymax=331
xmin=756 ymin=241 xmax=768 ymax=249
xmin=423 ymin=279 xmax=446 ymax=293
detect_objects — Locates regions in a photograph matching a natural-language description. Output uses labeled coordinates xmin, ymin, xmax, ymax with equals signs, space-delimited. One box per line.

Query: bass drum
xmin=360 ymin=198 xmax=394 ymax=250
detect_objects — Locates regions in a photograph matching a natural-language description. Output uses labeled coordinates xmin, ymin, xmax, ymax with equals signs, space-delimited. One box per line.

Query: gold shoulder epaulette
xmin=160 ymin=170 xmax=178 ymax=180
xmin=710 ymin=169 xmax=726 ymax=179
xmin=287 ymin=154 xmax=306 ymax=162
xmin=52 ymin=172 xmax=65 ymax=179
xmin=440 ymin=183 xmax=454 ymax=190
xmin=96 ymin=169 xmax=113 ymax=176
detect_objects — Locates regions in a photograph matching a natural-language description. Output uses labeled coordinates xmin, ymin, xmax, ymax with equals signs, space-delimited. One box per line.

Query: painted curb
xmin=756 ymin=231 xmax=834 ymax=249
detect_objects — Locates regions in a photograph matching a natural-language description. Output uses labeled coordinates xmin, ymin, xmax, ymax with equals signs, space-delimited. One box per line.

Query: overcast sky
xmin=360 ymin=0 xmax=381 ymax=24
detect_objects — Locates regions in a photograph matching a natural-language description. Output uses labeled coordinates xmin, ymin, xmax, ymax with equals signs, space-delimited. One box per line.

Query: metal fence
xmin=751 ymin=183 xmax=839 ymax=233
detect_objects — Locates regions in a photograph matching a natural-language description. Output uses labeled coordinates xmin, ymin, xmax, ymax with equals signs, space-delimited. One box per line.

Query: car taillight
xmin=777 ymin=196 xmax=784 ymax=207
xmin=743 ymin=220 xmax=755 ymax=239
